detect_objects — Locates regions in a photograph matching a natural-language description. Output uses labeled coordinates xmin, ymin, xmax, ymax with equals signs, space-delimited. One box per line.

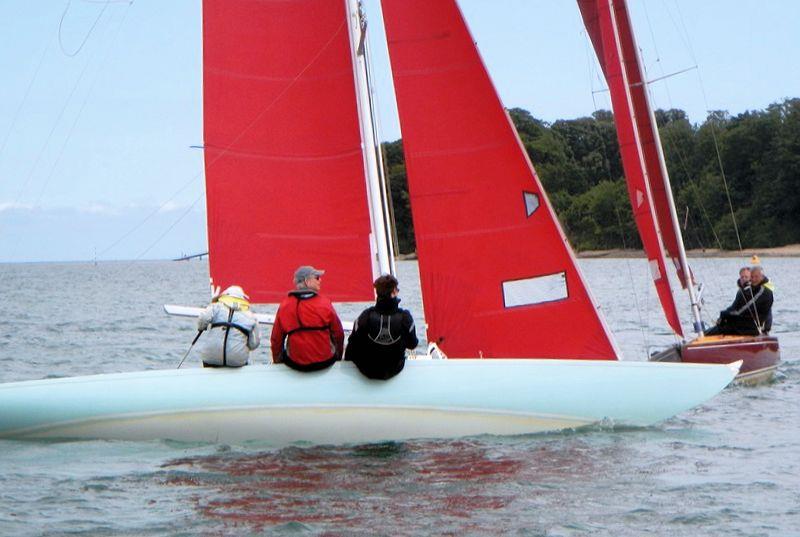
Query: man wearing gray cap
xmin=270 ymin=265 xmax=345 ymax=371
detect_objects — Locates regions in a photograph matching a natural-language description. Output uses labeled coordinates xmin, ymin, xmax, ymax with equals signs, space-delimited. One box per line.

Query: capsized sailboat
xmin=577 ymin=0 xmax=779 ymax=383
xmin=0 ymin=0 xmax=740 ymax=444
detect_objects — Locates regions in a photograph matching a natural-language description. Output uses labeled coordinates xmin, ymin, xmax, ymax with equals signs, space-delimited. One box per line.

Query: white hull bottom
xmin=0 ymin=360 xmax=739 ymax=445
xmin=22 ymin=407 xmax=591 ymax=444
xmin=732 ymin=364 xmax=778 ymax=386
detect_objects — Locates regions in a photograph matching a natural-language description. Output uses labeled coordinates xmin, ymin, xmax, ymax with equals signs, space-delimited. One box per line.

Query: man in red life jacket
xmin=271 ymin=265 xmax=345 ymax=371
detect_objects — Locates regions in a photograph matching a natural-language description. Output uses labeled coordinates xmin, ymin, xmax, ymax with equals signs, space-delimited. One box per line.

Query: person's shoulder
xmin=314 ymin=293 xmax=335 ymax=307
xmin=241 ymin=309 xmax=258 ymax=320
xmin=398 ymin=307 xmax=414 ymax=317
xmin=277 ymin=293 xmax=294 ymax=305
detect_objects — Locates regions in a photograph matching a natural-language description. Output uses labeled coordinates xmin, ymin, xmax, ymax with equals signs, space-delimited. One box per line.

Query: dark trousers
xmin=280 ymin=351 xmax=338 ymax=372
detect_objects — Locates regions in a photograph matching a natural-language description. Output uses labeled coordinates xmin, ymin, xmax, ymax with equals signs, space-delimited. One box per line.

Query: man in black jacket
xmin=706 ymin=265 xmax=773 ymax=336
xmin=344 ymin=274 xmax=419 ymax=380
xmin=748 ymin=266 xmax=774 ymax=334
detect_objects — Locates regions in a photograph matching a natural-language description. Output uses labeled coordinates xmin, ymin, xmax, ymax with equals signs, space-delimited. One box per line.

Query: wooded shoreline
xmin=383 ymin=99 xmax=800 ymax=256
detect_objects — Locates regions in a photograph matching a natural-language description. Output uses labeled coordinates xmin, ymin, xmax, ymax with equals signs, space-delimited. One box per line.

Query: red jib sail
xmin=578 ymin=0 xmax=689 ymax=290
xmin=382 ymin=0 xmax=618 ymax=359
xmin=578 ymin=0 xmax=684 ymax=336
xmin=202 ymin=0 xmax=374 ymax=303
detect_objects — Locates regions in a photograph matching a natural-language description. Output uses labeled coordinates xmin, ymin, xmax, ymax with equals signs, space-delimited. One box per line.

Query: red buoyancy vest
xmin=271 ymin=291 xmax=345 ymax=366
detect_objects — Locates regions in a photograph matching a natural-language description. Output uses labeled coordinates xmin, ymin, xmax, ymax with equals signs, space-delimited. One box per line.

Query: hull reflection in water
xmin=161 ymin=437 xmax=632 ymax=531
xmin=0 ymin=360 xmax=738 ymax=444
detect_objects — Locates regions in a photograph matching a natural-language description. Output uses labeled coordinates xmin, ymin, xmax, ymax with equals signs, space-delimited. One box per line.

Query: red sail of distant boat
xmin=202 ymin=0 xmax=374 ymax=303
xmin=578 ymin=0 xmax=688 ymax=290
xmin=382 ymin=0 xmax=618 ymax=359
xmin=578 ymin=0 xmax=684 ymax=336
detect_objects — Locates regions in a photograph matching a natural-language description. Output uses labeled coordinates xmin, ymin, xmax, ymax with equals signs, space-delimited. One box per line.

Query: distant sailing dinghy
xmin=0 ymin=0 xmax=739 ymax=444
xmin=577 ymin=0 xmax=779 ymax=383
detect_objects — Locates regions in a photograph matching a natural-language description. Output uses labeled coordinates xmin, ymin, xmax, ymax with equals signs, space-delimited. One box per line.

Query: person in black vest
xmin=344 ymin=274 xmax=419 ymax=380
xmin=748 ymin=265 xmax=774 ymax=334
xmin=706 ymin=265 xmax=773 ymax=336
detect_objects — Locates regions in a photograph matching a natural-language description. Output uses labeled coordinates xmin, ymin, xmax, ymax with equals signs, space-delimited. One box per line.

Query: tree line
xmin=383 ymin=98 xmax=800 ymax=254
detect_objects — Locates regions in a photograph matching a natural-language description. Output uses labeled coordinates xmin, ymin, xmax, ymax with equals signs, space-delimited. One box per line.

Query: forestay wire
xmin=102 ymin=17 xmax=350 ymax=260
xmin=4 ymin=1 xmax=133 ymax=260
xmin=637 ymin=0 xmax=732 ymax=304
xmin=662 ymin=0 xmax=743 ymax=252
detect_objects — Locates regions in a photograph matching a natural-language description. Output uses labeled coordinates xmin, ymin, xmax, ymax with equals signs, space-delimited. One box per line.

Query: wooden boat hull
xmin=0 ymin=360 xmax=738 ymax=444
xmin=681 ymin=335 xmax=780 ymax=385
xmin=652 ymin=335 xmax=779 ymax=385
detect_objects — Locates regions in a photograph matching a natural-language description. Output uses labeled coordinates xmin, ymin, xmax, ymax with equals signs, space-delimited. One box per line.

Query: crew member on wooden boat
xmin=344 ymin=274 xmax=419 ymax=380
xmin=737 ymin=266 xmax=751 ymax=288
xmin=196 ymin=285 xmax=260 ymax=367
xmin=706 ymin=265 xmax=773 ymax=336
xmin=271 ymin=266 xmax=344 ymax=372
xmin=749 ymin=265 xmax=774 ymax=333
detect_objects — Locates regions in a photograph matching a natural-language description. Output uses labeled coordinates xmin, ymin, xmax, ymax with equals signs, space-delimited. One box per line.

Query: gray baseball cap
xmin=294 ymin=265 xmax=325 ymax=284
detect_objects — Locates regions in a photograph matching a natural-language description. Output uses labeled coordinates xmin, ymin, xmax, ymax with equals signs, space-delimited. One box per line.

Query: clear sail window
xmin=502 ymin=272 xmax=568 ymax=308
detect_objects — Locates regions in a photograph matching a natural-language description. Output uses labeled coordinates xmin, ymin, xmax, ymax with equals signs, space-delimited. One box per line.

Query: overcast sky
xmin=1 ymin=0 xmax=797 ymax=262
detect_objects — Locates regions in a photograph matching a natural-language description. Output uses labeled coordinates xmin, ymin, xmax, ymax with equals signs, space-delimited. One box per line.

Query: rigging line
xmin=640 ymin=0 xmax=722 ymax=251
xmin=643 ymin=65 xmax=697 ymax=85
xmin=664 ymin=0 xmax=698 ymax=65
xmin=581 ymin=27 xmax=608 ymax=104
xmin=99 ymin=19 xmax=347 ymax=259
xmin=31 ymin=3 xmax=134 ymax=211
xmin=366 ymin=48 xmax=399 ymax=257
xmin=134 ymin=191 xmax=204 ymax=261
xmin=641 ymin=1 xmax=731 ymax=317
xmin=685 ymin=205 xmax=707 ymax=252
xmin=615 ymin=207 xmax=649 ymax=347
xmin=58 ymin=0 xmax=112 ymax=57
xmin=97 ymin=171 xmax=202 ymax=258
xmin=0 ymin=39 xmax=53 ymax=170
xmin=705 ymin=107 xmax=742 ymax=251
xmin=11 ymin=42 xmax=97 ymax=210
xmin=668 ymin=0 xmax=743 ymax=252
xmin=690 ymin=184 xmax=723 ymax=250
xmin=591 ymin=66 xmax=698 ymax=95
xmin=5 ymin=3 xmax=132 ymax=261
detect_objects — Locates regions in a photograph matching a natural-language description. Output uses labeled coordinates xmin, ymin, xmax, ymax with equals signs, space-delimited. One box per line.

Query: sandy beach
xmin=396 ymin=244 xmax=800 ymax=260
xmin=576 ymin=244 xmax=800 ymax=259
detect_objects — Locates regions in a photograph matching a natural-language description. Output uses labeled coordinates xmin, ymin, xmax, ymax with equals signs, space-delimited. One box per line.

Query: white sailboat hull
xmin=0 ymin=360 xmax=739 ymax=444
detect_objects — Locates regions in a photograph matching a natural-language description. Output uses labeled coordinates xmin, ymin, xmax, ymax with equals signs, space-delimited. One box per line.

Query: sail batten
xmin=382 ymin=0 xmax=618 ymax=360
xmin=203 ymin=0 xmax=374 ymax=303
xmin=578 ymin=0 xmax=684 ymax=336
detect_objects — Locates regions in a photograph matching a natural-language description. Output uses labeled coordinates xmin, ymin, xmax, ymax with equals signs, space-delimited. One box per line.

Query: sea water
xmin=0 ymin=258 xmax=797 ymax=536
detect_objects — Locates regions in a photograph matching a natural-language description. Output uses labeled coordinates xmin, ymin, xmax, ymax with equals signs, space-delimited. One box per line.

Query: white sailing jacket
xmin=195 ymin=302 xmax=260 ymax=367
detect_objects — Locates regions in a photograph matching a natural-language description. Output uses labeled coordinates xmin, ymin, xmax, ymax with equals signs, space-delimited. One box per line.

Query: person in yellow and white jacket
xmin=196 ymin=286 xmax=260 ymax=367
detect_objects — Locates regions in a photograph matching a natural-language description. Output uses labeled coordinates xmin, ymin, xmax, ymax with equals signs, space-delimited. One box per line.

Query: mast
xmin=622 ymin=3 xmax=704 ymax=335
xmin=345 ymin=0 xmax=396 ymax=278
xmin=602 ymin=0 xmax=683 ymax=336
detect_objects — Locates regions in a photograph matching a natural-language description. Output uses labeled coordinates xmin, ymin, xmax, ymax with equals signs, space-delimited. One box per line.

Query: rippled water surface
xmin=0 ymin=258 xmax=798 ymax=536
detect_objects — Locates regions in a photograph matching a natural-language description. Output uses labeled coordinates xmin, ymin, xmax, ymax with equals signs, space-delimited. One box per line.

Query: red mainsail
xmin=578 ymin=0 xmax=688 ymax=289
xmin=578 ymin=0 xmax=684 ymax=336
xmin=382 ymin=0 xmax=618 ymax=359
xmin=202 ymin=0 xmax=374 ymax=303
